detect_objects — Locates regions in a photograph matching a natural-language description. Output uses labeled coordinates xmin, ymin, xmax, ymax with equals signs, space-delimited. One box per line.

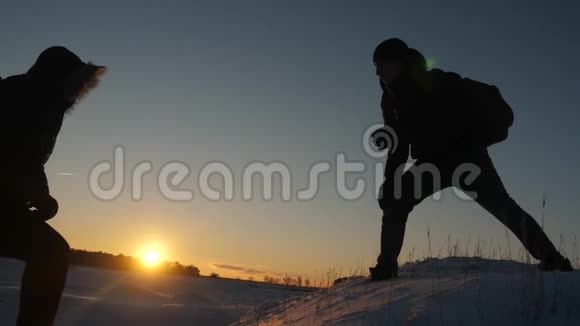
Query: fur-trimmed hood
xmin=1 ymin=47 xmax=106 ymax=168
xmin=28 ymin=46 xmax=107 ymax=112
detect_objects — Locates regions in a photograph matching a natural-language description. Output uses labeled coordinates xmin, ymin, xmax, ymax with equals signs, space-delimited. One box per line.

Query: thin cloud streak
xmin=212 ymin=263 xmax=267 ymax=275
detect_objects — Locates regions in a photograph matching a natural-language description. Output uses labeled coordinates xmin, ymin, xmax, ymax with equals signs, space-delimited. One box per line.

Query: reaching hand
xmin=28 ymin=196 xmax=59 ymax=221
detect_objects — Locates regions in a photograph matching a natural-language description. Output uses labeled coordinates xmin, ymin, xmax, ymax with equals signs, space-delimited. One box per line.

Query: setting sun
xmin=142 ymin=249 xmax=161 ymax=268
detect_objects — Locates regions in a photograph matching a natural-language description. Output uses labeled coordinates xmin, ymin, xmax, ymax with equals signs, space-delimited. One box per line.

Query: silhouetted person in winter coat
xmin=0 ymin=46 xmax=106 ymax=325
xmin=370 ymin=38 xmax=572 ymax=281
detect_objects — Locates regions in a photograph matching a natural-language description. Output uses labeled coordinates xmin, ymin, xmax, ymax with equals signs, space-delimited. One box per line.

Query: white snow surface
xmin=0 ymin=258 xmax=311 ymax=325
xmin=237 ymin=257 xmax=580 ymax=326
xmin=1 ymin=257 xmax=579 ymax=325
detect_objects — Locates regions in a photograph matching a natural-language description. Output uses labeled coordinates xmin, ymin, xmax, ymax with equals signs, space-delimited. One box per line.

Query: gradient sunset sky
xmin=1 ymin=1 xmax=579 ymax=280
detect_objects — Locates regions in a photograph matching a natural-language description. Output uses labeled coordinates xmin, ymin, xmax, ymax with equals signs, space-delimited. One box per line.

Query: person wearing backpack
xmin=0 ymin=46 xmax=106 ymax=325
xmin=370 ymin=38 xmax=572 ymax=281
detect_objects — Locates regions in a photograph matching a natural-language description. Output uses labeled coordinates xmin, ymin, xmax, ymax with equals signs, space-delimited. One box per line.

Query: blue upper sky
xmin=1 ymin=0 xmax=578 ymax=278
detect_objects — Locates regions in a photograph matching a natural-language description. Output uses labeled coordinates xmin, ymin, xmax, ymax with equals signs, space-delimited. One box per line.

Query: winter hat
xmin=373 ymin=38 xmax=410 ymax=62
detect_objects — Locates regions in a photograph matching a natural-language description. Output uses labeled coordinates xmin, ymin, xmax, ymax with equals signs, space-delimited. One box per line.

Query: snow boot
xmin=538 ymin=255 xmax=574 ymax=272
xmin=370 ymin=263 xmax=398 ymax=281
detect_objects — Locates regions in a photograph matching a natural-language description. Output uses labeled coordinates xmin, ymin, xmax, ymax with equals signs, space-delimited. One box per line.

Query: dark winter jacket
xmin=0 ymin=46 xmax=104 ymax=206
xmin=0 ymin=73 xmax=67 ymax=202
xmin=381 ymin=67 xmax=484 ymax=162
xmin=1 ymin=47 xmax=104 ymax=221
xmin=1 ymin=74 xmax=67 ymax=167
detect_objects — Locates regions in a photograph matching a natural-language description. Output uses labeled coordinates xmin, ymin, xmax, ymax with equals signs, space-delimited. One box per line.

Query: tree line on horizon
xmin=263 ymin=274 xmax=311 ymax=287
xmin=68 ymin=249 xmax=201 ymax=277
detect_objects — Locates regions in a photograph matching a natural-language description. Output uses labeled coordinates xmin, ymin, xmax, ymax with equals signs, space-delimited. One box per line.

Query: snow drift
xmin=238 ymin=257 xmax=580 ymax=326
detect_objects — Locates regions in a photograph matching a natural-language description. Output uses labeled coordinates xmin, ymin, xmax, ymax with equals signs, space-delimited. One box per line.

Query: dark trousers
xmin=0 ymin=206 xmax=69 ymax=326
xmin=378 ymin=148 xmax=559 ymax=266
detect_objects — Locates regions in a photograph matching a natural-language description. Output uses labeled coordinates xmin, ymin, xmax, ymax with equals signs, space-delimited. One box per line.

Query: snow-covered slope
xmin=237 ymin=258 xmax=580 ymax=326
xmin=2 ymin=257 xmax=579 ymax=325
xmin=0 ymin=258 xmax=312 ymax=326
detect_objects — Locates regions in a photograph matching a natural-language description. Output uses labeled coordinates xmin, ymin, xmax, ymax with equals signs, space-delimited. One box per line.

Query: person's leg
xmin=375 ymin=160 xmax=450 ymax=278
xmin=0 ymin=210 xmax=70 ymax=326
xmin=458 ymin=150 xmax=568 ymax=268
xmin=376 ymin=204 xmax=411 ymax=275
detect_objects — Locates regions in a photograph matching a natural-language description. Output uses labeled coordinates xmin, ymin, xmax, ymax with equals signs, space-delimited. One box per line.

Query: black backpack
xmin=429 ymin=69 xmax=514 ymax=148
xmin=461 ymin=77 xmax=514 ymax=146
